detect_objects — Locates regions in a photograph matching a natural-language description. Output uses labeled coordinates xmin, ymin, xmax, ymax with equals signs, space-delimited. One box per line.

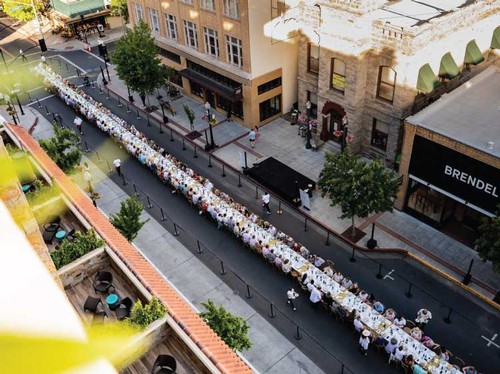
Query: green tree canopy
xmin=39 ymin=123 xmax=82 ymax=174
xmin=110 ymin=195 xmax=149 ymax=242
xmin=475 ymin=205 xmax=500 ymax=273
xmin=317 ymin=152 xmax=400 ymax=237
xmin=110 ymin=0 xmax=129 ymax=23
xmin=199 ymin=300 xmax=251 ymax=352
xmin=111 ymin=21 xmax=167 ymax=105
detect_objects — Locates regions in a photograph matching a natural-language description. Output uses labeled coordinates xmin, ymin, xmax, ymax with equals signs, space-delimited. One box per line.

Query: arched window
xmin=330 ymin=58 xmax=346 ymax=92
xmin=377 ymin=66 xmax=396 ymax=102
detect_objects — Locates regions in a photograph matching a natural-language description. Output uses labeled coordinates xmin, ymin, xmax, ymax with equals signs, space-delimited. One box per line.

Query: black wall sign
xmin=409 ymin=136 xmax=499 ymax=214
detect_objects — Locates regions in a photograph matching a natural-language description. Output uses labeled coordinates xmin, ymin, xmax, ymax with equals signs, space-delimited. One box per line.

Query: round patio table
xmin=106 ymin=294 xmax=120 ymax=310
xmin=55 ymin=230 xmax=66 ymax=242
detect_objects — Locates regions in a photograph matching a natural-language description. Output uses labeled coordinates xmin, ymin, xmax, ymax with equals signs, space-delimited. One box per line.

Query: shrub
xmin=129 ymin=297 xmax=167 ymax=328
xmin=51 ymin=229 xmax=104 ymax=269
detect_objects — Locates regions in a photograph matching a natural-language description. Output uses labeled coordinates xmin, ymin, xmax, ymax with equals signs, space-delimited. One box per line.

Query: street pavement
xmin=1 ymin=17 xmax=500 ymax=373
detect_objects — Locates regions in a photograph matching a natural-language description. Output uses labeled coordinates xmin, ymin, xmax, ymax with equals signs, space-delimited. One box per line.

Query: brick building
xmin=127 ymin=0 xmax=298 ymax=128
xmin=292 ymin=0 xmax=499 ymax=164
xmin=395 ymin=64 xmax=499 ymax=246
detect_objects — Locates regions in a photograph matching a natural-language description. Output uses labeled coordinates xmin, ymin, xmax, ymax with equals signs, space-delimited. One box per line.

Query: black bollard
xmin=27 ymin=92 xmax=32 ymax=102
xmin=146 ymin=196 xmax=153 ymax=209
xmin=277 ymin=201 xmax=282 ymax=214
xmin=45 ymin=105 xmax=50 ymax=115
xmin=220 ymin=261 xmax=226 ymax=275
xmin=106 ymin=160 xmax=112 ymax=173
xmin=106 ymin=88 xmax=110 ymax=100
xmin=76 ymin=68 xmax=80 ymax=76
xmin=99 ymin=85 xmax=103 ymax=95
xmin=325 ymin=231 xmax=331 ymax=246
xmin=160 ymin=208 xmax=166 ymax=221
xmin=194 ymin=146 xmax=198 ymax=158
xmin=376 ymin=264 xmax=383 ymax=279
xmin=255 ymin=186 xmax=258 ymax=199
xmin=117 ymin=96 xmax=122 ymax=107
xmin=182 ymin=138 xmax=186 ymax=150
xmin=222 ymin=164 xmax=226 ymax=177
xmin=147 ymin=116 xmax=151 ymax=127
xmin=304 ymin=217 xmax=308 ymax=232
xmin=208 ymin=155 xmax=213 ymax=168
xmin=159 ymin=122 xmax=164 ymax=134
xmin=196 ymin=240 xmax=202 ymax=254
xmin=238 ymin=174 xmax=242 ymax=187
xmin=173 ymin=223 xmax=179 ymax=236
xmin=126 ymin=103 xmax=131 ymax=113
xmin=121 ymin=173 xmax=127 ymax=185
xmin=133 ymin=184 xmax=138 ymax=195
xmin=65 ymin=62 xmax=69 ymax=71
xmin=443 ymin=308 xmax=453 ymax=324
xmin=246 ymin=285 xmax=252 ymax=299
xmin=95 ymin=151 xmax=102 ymax=163
xmin=405 ymin=283 xmax=413 ymax=298
xmin=294 ymin=325 xmax=302 ymax=340
xmin=36 ymin=98 xmax=42 ymax=108
xmin=136 ymin=109 xmax=140 ymax=120
xmin=84 ymin=141 xmax=90 ymax=153
xmin=58 ymin=59 xmax=62 ymax=69
xmin=170 ymin=128 xmax=174 ymax=142
xmin=349 ymin=247 xmax=356 ymax=262
xmin=268 ymin=303 xmax=276 ymax=318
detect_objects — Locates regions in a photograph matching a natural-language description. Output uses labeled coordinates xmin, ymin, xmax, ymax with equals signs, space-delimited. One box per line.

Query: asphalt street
xmin=2 ymin=24 xmax=499 ymax=373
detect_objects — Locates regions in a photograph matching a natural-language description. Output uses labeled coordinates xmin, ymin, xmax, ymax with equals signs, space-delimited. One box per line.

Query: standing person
xmin=359 ymin=330 xmax=371 ymax=356
xmin=82 ymin=162 xmax=93 ymax=191
xmin=287 ymin=287 xmax=298 ymax=311
xmin=249 ymin=128 xmax=256 ymax=148
xmin=254 ymin=125 xmax=260 ymax=139
xmin=74 ymin=116 xmax=83 ymax=135
xmin=415 ymin=308 xmax=432 ymax=330
xmin=262 ymin=192 xmax=271 ymax=214
xmin=113 ymin=158 xmax=122 ymax=177
xmin=19 ymin=49 xmax=27 ymax=62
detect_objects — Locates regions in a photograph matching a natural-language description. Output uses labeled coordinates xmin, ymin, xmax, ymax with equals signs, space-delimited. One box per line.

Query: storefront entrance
xmin=405 ymin=180 xmax=482 ymax=247
xmin=320 ymin=101 xmax=346 ymax=142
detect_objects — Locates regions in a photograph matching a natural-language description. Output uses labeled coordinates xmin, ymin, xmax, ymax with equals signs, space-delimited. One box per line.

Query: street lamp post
xmin=6 ymin=102 xmax=18 ymax=125
xmin=204 ymin=102 xmax=217 ymax=151
xmin=305 ymin=100 xmax=312 ymax=149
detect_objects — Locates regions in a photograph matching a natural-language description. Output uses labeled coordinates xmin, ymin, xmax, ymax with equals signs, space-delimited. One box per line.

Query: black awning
xmin=179 ymin=69 xmax=242 ymax=102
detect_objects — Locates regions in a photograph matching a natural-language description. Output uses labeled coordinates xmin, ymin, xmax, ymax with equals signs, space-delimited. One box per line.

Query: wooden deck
xmin=65 ymin=266 xmax=140 ymax=323
xmin=121 ymin=337 xmax=205 ymax=374
xmin=44 ymin=210 xmax=87 ymax=253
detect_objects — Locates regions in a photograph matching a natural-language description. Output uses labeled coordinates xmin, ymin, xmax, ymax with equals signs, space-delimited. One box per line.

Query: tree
xmin=475 ymin=205 xmax=500 ymax=273
xmin=39 ymin=123 xmax=82 ymax=174
xmin=111 ymin=21 xmax=167 ymax=107
xmin=110 ymin=0 xmax=129 ymax=23
xmin=3 ymin=0 xmax=45 ymax=22
xmin=183 ymin=104 xmax=195 ymax=133
xmin=317 ymin=152 xmax=400 ymax=238
xmin=199 ymin=300 xmax=251 ymax=352
xmin=110 ymin=195 xmax=150 ymax=242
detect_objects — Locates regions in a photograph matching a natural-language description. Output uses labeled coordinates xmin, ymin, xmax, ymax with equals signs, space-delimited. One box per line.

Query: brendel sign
xmin=409 ymin=136 xmax=499 ymax=214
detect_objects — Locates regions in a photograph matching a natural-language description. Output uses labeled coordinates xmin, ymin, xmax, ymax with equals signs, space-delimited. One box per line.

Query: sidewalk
xmin=21 ymin=21 xmax=500 ymax=302
xmin=8 ymin=107 xmax=326 ymax=374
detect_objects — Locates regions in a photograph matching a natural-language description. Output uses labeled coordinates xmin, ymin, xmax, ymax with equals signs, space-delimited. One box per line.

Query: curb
xmin=408 ymin=253 xmax=499 ymax=310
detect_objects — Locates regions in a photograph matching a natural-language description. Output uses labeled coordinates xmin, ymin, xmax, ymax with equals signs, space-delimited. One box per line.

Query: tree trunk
xmin=351 ymin=216 xmax=356 ymax=238
xmin=190 ymin=120 xmax=194 ymax=133
xmin=139 ymin=93 xmax=146 ymax=107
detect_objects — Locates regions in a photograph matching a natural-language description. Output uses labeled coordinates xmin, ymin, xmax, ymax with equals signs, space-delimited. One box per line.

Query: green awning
xmin=491 ymin=26 xmax=500 ymax=49
xmin=439 ymin=53 xmax=460 ymax=79
xmin=464 ymin=40 xmax=484 ymax=65
xmin=417 ymin=64 xmax=439 ymax=93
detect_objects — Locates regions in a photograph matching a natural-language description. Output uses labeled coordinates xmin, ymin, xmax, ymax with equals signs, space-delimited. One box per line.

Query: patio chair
xmin=405 ymin=320 xmax=416 ymax=329
xmin=93 ymin=271 xmax=114 ymax=293
xmin=91 ymin=311 xmax=107 ymax=326
xmin=83 ymin=296 xmax=102 ymax=313
xmin=115 ymin=297 xmax=133 ymax=320
xmin=151 ymin=354 xmax=177 ymax=374
xmin=66 ymin=229 xmax=77 ymax=241
xmin=449 ymin=356 xmax=465 ymax=368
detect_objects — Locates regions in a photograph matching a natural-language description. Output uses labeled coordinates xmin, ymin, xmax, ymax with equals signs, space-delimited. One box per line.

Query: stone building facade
xmin=293 ymin=0 xmax=499 ymax=166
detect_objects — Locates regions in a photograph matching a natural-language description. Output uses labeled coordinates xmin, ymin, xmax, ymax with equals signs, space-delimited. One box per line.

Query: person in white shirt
xmin=313 ymin=255 xmax=325 ymax=268
xmin=262 ymin=192 xmax=271 ymax=214
xmin=309 ymin=287 xmax=322 ymax=305
xmin=113 ymin=158 xmax=121 ymax=176
xmin=306 ymin=280 xmax=316 ymax=293
xmin=323 ymin=266 xmax=334 ymax=277
xmin=287 ymin=287 xmax=298 ymax=311
xmin=393 ymin=345 xmax=406 ymax=362
xmin=282 ymin=260 xmax=292 ymax=274
xmin=74 ymin=116 xmax=83 ymax=135
xmin=385 ymin=338 xmax=399 ymax=355
xmin=415 ymin=308 xmax=432 ymax=329
xmin=359 ymin=330 xmax=371 ymax=356
xmin=353 ymin=315 xmax=364 ymax=332
xmin=393 ymin=315 xmax=406 ymax=329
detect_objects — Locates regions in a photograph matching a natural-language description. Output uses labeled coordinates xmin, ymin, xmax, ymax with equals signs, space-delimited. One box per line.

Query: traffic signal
xmin=39 ymin=38 xmax=47 ymax=52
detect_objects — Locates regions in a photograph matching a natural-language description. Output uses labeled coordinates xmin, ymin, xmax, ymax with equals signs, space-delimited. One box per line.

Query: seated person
xmin=323 ymin=265 xmax=334 ymax=277
xmin=337 ymin=306 xmax=348 ymax=318
xmin=307 ymin=280 xmax=316 ymax=293
xmin=358 ymin=290 xmax=368 ymax=301
xmin=384 ymin=308 xmax=396 ymax=321
xmin=403 ymin=354 xmax=414 ymax=367
xmin=324 ymin=292 xmax=334 ymax=308
xmin=349 ymin=282 xmax=360 ymax=295
xmin=274 ymin=255 xmax=283 ymax=267
xmin=342 ymin=276 xmax=353 ymax=289
xmin=313 ymin=255 xmax=326 ymax=268
xmin=462 ymin=366 xmax=478 ymax=374
xmin=333 ymin=272 xmax=344 ymax=283
xmin=385 ymin=337 xmax=399 ymax=355
xmin=393 ymin=315 xmax=406 ymax=329
xmin=420 ymin=336 xmax=435 ymax=349
xmin=282 ymin=259 xmax=292 ymax=273
xmin=394 ymin=345 xmax=406 ymax=361
xmin=410 ymin=327 xmax=423 ymax=341
xmin=440 ymin=346 xmax=450 ymax=362
xmin=372 ymin=301 xmax=385 ymax=314
xmin=412 ymin=364 xmax=427 ymax=374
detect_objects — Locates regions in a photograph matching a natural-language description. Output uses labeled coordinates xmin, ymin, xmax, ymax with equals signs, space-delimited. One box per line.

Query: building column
xmin=394 ymin=122 xmax=417 ymax=210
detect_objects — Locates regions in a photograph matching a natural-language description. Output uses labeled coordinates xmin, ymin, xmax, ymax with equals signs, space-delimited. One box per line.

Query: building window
xmin=204 ymin=28 xmax=219 ymax=58
xmin=181 ymin=0 xmax=194 ymax=5
xmin=371 ymin=119 xmax=389 ymax=151
xmin=260 ymin=95 xmax=281 ymax=121
xmin=331 ymin=58 xmax=346 ymax=92
xmin=187 ymin=60 xmax=241 ymax=89
xmin=223 ymin=0 xmax=240 ymax=19
xmin=271 ymin=0 xmax=287 ymax=19
xmin=190 ymin=81 xmax=203 ymax=97
xmin=307 ymin=43 xmax=319 ymax=74
xmin=148 ymin=8 xmax=160 ymax=34
xmin=164 ymin=14 xmax=178 ymax=40
xmin=201 ymin=0 xmax=215 ymax=11
xmin=377 ymin=66 xmax=396 ymax=102
xmin=158 ymin=47 xmax=181 ymax=64
xmin=226 ymin=35 xmax=243 ymax=68
xmin=134 ymin=3 xmax=144 ymax=21
xmin=258 ymin=76 xmax=282 ymax=95
xmin=183 ymin=20 xmax=198 ymax=50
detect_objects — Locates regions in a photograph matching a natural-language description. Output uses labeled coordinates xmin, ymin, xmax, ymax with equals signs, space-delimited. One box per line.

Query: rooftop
xmin=406 ymin=64 xmax=500 ymax=158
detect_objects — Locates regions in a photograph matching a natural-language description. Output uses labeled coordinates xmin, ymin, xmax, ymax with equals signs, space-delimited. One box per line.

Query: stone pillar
xmin=394 ymin=122 xmax=417 ymax=210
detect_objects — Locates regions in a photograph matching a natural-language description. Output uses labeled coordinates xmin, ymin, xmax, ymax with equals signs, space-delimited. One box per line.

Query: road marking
xmin=481 ymin=333 xmax=499 ymax=348
xmin=383 ymin=269 xmax=395 ymax=280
